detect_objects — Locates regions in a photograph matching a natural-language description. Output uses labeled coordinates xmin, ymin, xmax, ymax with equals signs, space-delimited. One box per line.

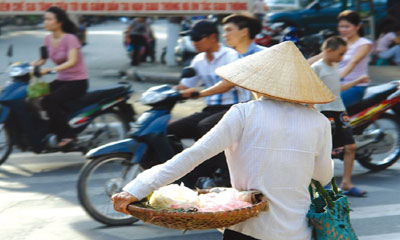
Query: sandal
xmin=343 ymin=187 xmax=367 ymax=197
xmin=58 ymin=138 xmax=75 ymax=148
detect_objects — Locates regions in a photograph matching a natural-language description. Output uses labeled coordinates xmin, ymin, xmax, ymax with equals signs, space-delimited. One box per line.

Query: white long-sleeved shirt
xmin=124 ymin=98 xmax=334 ymax=240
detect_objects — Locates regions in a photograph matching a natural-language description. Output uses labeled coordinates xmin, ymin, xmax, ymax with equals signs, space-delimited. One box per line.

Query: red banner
xmin=0 ymin=0 xmax=250 ymax=15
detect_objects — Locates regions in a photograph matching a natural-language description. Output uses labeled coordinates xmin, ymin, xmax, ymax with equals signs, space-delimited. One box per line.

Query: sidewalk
xmin=368 ymin=65 xmax=400 ymax=85
xmin=126 ymin=62 xmax=182 ymax=84
xmin=127 ymin=62 xmax=400 ymax=86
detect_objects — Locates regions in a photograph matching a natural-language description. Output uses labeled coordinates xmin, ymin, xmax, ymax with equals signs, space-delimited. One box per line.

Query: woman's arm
xmin=40 ymin=48 xmax=78 ymax=75
xmin=340 ymin=44 xmax=372 ymax=79
xmin=31 ymin=58 xmax=47 ymax=67
xmin=122 ymin=106 xmax=244 ymax=200
xmin=340 ymin=75 xmax=370 ymax=91
xmin=313 ymin=119 xmax=334 ymax=186
xmin=112 ymin=106 xmax=244 ymax=214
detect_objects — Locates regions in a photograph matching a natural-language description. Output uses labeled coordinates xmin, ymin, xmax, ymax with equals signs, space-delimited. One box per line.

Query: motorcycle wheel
xmin=77 ymin=154 xmax=142 ymax=226
xmin=0 ymin=123 xmax=12 ymax=166
xmin=356 ymin=115 xmax=400 ymax=171
xmin=77 ymin=111 xmax=129 ymax=150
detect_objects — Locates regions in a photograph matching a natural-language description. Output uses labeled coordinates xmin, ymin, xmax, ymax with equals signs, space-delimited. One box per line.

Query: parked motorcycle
xmin=280 ymin=27 xmax=336 ymax=58
xmin=77 ymin=68 xmax=203 ymax=226
xmin=254 ymin=22 xmax=285 ymax=47
xmin=0 ymin=61 xmax=135 ymax=166
xmin=333 ymin=80 xmax=400 ymax=171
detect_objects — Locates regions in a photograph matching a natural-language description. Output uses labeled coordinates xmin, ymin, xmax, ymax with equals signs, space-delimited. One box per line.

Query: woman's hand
xmin=111 ymin=191 xmax=139 ymax=215
xmin=40 ymin=68 xmax=53 ymax=76
xmin=356 ymin=75 xmax=370 ymax=84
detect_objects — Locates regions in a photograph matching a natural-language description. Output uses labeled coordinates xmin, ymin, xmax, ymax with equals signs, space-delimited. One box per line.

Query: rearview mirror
xmin=6 ymin=44 xmax=13 ymax=57
xmin=181 ymin=67 xmax=196 ymax=78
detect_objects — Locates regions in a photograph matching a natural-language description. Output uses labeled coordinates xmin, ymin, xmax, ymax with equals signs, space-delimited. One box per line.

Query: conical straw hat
xmin=215 ymin=41 xmax=335 ymax=104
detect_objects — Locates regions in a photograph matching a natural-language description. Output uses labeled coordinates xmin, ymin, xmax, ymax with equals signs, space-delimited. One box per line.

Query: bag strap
xmin=310 ymin=177 xmax=339 ymax=210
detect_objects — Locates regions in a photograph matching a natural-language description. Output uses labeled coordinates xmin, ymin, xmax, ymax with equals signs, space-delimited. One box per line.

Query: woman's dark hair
xmin=46 ymin=6 xmax=78 ymax=34
xmin=222 ymin=13 xmax=262 ymax=39
xmin=337 ymin=10 xmax=365 ymax=37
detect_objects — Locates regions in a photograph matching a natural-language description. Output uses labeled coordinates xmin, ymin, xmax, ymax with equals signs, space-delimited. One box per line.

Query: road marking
xmin=352 ymin=203 xmax=400 ymax=219
xmin=359 ymin=232 xmax=400 ymax=240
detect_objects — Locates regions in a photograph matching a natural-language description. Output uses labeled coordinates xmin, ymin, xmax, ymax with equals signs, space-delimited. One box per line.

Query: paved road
xmin=0 ymin=20 xmax=400 ymax=240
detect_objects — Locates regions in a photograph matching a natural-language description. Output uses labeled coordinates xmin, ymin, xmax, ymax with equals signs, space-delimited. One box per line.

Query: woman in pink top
xmin=33 ymin=6 xmax=89 ymax=147
xmin=337 ymin=10 xmax=373 ymax=107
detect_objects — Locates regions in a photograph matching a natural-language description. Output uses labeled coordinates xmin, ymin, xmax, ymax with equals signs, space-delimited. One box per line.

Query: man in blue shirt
xmin=183 ymin=13 xmax=265 ymax=133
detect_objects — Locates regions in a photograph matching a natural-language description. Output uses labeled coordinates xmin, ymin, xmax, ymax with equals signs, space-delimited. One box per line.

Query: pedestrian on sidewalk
xmin=32 ymin=6 xmax=89 ymax=148
xmin=167 ymin=20 xmax=241 ymax=188
xmin=142 ymin=17 xmax=156 ymax=63
xmin=127 ymin=17 xmax=148 ymax=66
xmin=112 ymin=41 xmax=335 ymax=240
xmin=313 ymin=36 xmax=369 ymax=197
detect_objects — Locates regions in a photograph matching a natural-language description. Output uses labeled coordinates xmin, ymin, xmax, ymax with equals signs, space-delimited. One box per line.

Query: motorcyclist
xmin=32 ymin=6 xmax=89 ymax=148
xmin=183 ymin=13 xmax=264 ymax=132
xmin=167 ymin=20 xmax=244 ymax=188
xmin=173 ymin=16 xmax=264 ymax=188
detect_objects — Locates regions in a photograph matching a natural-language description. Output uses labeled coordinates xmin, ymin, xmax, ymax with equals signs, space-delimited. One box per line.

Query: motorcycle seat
xmin=64 ymin=85 xmax=128 ymax=112
xmin=346 ymin=83 xmax=398 ymax=116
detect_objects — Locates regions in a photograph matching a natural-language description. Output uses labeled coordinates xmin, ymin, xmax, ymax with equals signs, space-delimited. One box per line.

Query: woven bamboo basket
xmin=127 ymin=190 xmax=268 ymax=230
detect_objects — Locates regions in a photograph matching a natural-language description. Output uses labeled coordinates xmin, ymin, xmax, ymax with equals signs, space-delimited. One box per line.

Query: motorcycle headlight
xmin=140 ymin=91 xmax=168 ymax=105
xmin=9 ymin=62 xmax=32 ymax=77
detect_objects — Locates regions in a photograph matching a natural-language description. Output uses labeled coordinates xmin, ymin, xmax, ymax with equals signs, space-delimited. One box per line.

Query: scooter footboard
xmin=0 ymin=105 xmax=10 ymax=123
xmin=85 ymin=138 xmax=145 ymax=160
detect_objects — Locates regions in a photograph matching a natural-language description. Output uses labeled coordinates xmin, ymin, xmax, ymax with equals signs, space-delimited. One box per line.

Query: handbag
xmin=307 ymin=178 xmax=358 ymax=240
xmin=27 ymin=77 xmax=50 ymax=99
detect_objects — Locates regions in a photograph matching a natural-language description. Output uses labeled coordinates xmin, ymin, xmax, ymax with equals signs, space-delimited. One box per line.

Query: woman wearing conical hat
xmin=112 ymin=41 xmax=335 ymax=240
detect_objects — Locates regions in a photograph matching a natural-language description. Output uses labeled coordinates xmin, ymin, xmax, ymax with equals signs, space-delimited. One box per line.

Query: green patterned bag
xmin=307 ymin=178 xmax=358 ymax=240
xmin=27 ymin=81 xmax=50 ymax=99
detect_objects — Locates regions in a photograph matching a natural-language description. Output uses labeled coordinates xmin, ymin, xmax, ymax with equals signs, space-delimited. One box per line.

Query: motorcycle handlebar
xmin=178 ymin=91 xmax=200 ymax=100
xmin=190 ymin=91 xmax=200 ymax=98
xmin=32 ymin=66 xmax=56 ymax=78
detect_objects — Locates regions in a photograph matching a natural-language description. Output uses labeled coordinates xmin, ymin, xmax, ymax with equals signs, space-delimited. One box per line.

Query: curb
xmin=0 ymin=24 xmax=42 ymax=35
xmin=126 ymin=65 xmax=181 ymax=85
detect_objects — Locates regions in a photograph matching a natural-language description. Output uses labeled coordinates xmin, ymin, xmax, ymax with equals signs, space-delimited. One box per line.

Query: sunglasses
xmin=190 ymin=34 xmax=209 ymax=42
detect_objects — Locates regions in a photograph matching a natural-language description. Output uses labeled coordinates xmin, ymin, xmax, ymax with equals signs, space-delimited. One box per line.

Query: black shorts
xmin=321 ymin=111 xmax=355 ymax=148
xmin=223 ymin=229 xmax=259 ymax=240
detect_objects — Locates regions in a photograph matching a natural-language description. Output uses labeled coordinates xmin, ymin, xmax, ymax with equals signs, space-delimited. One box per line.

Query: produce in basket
xmin=148 ymin=183 xmax=200 ymax=210
xmin=148 ymin=184 xmax=253 ymax=212
xmin=127 ymin=184 xmax=268 ymax=230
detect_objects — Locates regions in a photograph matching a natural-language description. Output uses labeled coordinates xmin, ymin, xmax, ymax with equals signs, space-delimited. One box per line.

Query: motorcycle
xmin=254 ymin=22 xmax=285 ymax=47
xmin=0 ymin=55 xmax=135 ymax=166
xmin=280 ymin=27 xmax=336 ymax=58
xmin=333 ymin=80 xmax=400 ymax=171
xmin=76 ymin=68 xmax=205 ymax=226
